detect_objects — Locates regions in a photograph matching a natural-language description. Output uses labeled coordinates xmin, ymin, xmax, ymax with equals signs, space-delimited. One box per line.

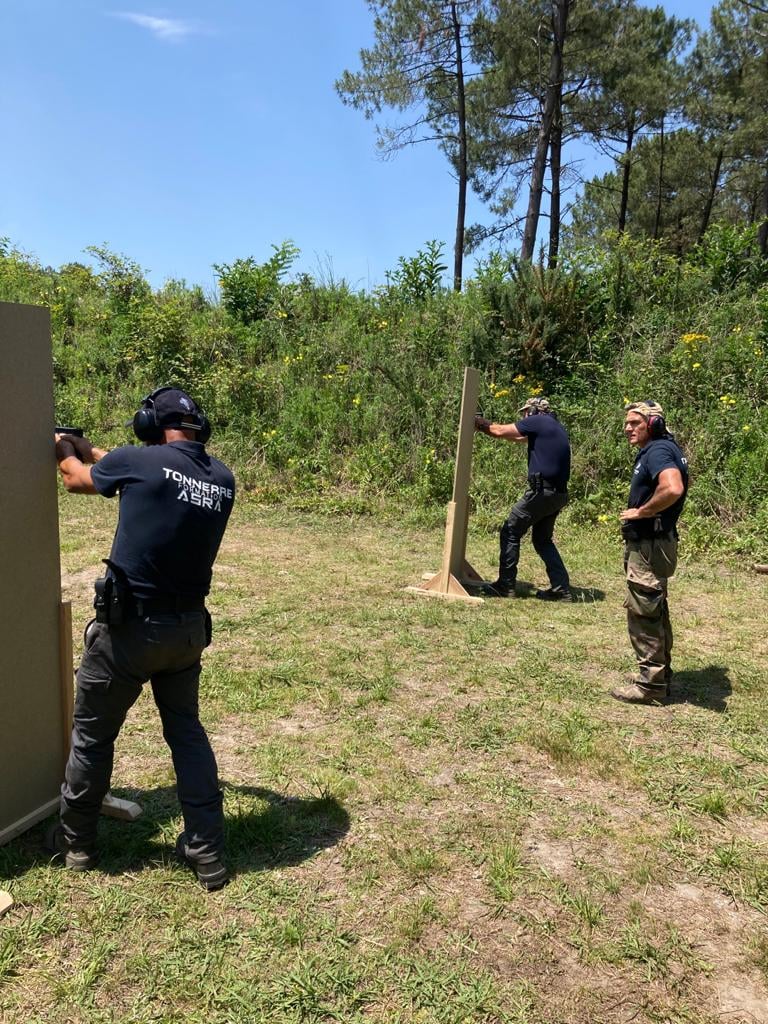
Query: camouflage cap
xmin=624 ymin=399 xmax=665 ymax=419
xmin=518 ymin=396 xmax=552 ymax=415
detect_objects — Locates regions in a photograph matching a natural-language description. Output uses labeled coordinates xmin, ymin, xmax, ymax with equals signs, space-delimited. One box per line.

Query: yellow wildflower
xmin=692 ymin=362 xmax=701 ymax=369
xmin=743 ymin=425 xmax=751 ymax=433
xmin=597 ymin=514 xmax=609 ymax=523
xmin=495 ymin=388 xmax=510 ymax=398
xmin=529 ymin=385 xmax=543 ymax=396
xmin=680 ymin=332 xmax=709 ymax=344
xmin=513 ymin=374 xmax=526 ymax=384
xmin=352 ymin=395 xmax=361 ymax=406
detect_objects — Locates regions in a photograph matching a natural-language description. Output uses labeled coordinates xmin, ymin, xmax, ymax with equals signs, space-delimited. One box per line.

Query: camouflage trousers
xmin=624 ymin=535 xmax=678 ymax=691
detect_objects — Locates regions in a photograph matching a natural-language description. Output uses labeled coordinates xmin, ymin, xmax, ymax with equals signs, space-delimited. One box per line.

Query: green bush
xmin=3 ymin=226 xmax=768 ymax=555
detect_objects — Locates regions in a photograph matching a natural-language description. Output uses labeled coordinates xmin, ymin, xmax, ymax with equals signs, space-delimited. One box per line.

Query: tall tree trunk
xmin=451 ymin=1 xmax=468 ymax=291
xmin=653 ymin=116 xmax=665 ymax=240
xmin=521 ymin=0 xmax=570 ymax=262
xmin=618 ymin=115 xmax=636 ymax=234
xmin=758 ymin=159 xmax=768 ymax=258
xmin=698 ymin=147 xmax=724 ymax=242
xmin=548 ymin=89 xmax=562 ymax=268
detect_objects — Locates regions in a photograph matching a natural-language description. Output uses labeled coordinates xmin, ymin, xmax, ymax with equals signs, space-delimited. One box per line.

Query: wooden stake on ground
xmin=0 ymin=891 xmax=13 ymax=918
xmin=753 ymin=564 xmax=768 ymax=574
xmin=101 ymin=793 xmax=143 ymax=821
xmin=406 ymin=367 xmax=485 ymax=604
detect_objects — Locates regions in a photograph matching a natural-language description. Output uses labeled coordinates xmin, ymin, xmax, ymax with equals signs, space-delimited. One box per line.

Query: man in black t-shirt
xmin=49 ymin=388 xmax=235 ymax=889
xmin=612 ymin=400 xmax=688 ymax=705
xmin=475 ymin=396 xmax=571 ymax=600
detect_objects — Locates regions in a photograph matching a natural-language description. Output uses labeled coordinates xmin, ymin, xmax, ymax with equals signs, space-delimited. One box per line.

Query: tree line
xmin=336 ymin=0 xmax=768 ymax=289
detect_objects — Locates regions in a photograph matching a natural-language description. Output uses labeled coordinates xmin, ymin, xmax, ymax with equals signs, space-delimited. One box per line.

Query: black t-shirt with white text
xmin=90 ymin=441 xmax=235 ymax=598
xmin=626 ymin=437 xmax=688 ymax=540
xmin=515 ymin=413 xmax=571 ymax=490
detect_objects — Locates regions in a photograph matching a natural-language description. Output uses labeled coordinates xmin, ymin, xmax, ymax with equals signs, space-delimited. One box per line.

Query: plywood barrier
xmin=0 ymin=303 xmax=71 ymax=845
xmin=406 ymin=367 xmax=485 ymax=604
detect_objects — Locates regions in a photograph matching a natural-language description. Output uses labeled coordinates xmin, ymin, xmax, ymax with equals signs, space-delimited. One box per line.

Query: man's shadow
xmin=517 ymin=580 xmax=606 ymax=603
xmin=668 ymin=665 xmax=732 ymax=712
xmin=2 ymin=783 xmax=349 ymax=881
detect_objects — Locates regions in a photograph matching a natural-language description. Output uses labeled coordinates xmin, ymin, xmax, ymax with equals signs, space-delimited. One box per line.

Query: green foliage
xmin=384 ymin=240 xmax=447 ymax=302
xmin=4 ymin=228 xmax=768 ymax=554
xmin=214 ymin=242 xmax=299 ymax=325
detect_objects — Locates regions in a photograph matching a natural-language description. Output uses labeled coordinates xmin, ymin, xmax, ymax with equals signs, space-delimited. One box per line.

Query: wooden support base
xmin=753 ymin=564 xmax=768 ymax=574
xmin=101 ymin=793 xmax=143 ymax=822
xmin=0 ymin=891 xmax=13 ymax=918
xmin=406 ymin=569 xmax=484 ymax=605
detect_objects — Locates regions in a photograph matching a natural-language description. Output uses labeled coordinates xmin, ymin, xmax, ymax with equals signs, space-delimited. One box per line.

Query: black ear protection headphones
xmin=132 ymin=386 xmax=211 ymax=444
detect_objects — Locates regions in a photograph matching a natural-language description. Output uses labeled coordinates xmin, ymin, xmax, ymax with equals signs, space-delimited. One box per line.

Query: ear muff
xmin=197 ymin=416 xmax=211 ymax=444
xmin=132 ymin=387 xmax=171 ymax=442
xmin=132 ymin=387 xmax=211 ymax=443
xmin=647 ymin=414 xmax=667 ymax=439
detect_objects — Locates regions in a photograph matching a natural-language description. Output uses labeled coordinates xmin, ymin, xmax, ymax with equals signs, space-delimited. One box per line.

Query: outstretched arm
xmin=55 ymin=434 xmax=107 ymax=494
xmin=474 ymin=416 xmax=526 ymax=442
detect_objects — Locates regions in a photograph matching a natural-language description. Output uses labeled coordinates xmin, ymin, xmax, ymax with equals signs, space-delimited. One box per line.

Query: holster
xmin=93 ymin=559 xmax=127 ymax=625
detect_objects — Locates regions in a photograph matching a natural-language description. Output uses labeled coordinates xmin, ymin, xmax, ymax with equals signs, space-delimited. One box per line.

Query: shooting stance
xmin=474 ymin=397 xmax=571 ymax=600
xmin=612 ymin=400 xmax=688 ymax=705
xmin=49 ymin=387 xmax=235 ymax=889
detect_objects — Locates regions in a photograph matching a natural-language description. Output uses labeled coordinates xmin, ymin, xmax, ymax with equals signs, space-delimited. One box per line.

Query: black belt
xmin=528 ymin=474 xmax=567 ymax=493
xmin=130 ymin=595 xmax=206 ymax=616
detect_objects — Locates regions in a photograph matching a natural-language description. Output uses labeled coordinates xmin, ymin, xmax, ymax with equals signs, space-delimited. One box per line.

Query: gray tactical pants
xmin=624 ymin=536 xmax=678 ymax=690
xmin=60 ymin=611 xmax=223 ymax=860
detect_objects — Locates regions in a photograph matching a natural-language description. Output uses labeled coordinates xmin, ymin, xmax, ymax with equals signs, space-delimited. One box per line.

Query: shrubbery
xmin=2 ymin=229 xmax=767 ymax=553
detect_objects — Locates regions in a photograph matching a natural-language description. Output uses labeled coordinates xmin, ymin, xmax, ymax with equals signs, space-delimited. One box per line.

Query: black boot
xmin=483 ymin=578 xmax=515 ymax=598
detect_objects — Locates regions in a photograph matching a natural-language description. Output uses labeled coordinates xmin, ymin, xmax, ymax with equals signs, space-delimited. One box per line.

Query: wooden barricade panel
xmin=0 ymin=302 xmax=68 ymax=844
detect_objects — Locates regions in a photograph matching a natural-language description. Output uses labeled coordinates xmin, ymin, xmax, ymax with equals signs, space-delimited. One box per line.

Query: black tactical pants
xmin=60 ymin=611 xmax=223 ymax=860
xmin=499 ymin=485 xmax=570 ymax=590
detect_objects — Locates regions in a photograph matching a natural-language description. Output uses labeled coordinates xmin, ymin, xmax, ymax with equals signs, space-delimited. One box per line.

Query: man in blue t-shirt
xmin=612 ymin=400 xmax=688 ymax=705
xmin=475 ymin=396 xmax=571 ymax=600
xmin=49 ymin=388 xmax=235 ymax=889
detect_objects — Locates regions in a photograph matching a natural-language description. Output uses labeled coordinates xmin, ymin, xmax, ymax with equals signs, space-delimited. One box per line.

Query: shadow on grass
xmin=2 ymin=782 xmax=349 ymax=881
xmin=668 ymin=665 xmax=732 ymax=712
xmin=466 ymin=579 xmax=605 ymax=602
xmin=516 ymin=580 xmax=606 ymax=603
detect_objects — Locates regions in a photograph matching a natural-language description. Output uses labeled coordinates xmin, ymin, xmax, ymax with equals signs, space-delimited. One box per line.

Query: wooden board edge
xmin=59 ymin=601 xmax=74 ymax=771
xmin=0 ymin=797 xmax=59 ymax=848
xmin=404 ymin=585 xmax=484 ymax=605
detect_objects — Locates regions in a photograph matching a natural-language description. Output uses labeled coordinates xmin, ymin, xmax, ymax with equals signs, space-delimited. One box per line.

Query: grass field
xmin=2 ymin=494 xmax=768 ymax=1024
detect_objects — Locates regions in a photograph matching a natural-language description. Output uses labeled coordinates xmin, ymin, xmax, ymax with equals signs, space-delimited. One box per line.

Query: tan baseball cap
xmin=624 ymin=399 xmax=665 ymax=419
xmin=518 ymin=396 xmax=552 ymax=415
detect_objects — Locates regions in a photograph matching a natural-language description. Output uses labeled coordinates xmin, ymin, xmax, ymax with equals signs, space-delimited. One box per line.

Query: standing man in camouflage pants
xmin=612 ymin=401 xmax=688 ymax=705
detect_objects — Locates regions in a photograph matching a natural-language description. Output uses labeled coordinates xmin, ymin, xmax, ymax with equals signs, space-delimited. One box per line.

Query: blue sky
xmin=2 ymin=1 xmax=715 ymax=293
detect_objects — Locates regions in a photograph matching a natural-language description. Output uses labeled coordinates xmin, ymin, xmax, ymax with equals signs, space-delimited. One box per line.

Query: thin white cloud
xmin=111 ymin=12 xmax=202 ymax=42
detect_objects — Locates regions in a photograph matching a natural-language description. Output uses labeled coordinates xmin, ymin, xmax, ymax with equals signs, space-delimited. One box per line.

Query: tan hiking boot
xmin=611 ymin=682 xmax=667 ymax=705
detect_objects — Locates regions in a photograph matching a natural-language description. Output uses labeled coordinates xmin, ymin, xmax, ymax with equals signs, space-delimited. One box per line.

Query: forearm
xmin=633 ymin=483 xmax=680 ymax=517
xmin=475 ymin=418 xmax=525 ymax=442
xmin=57 ymin=456 xmax=97 ymax=494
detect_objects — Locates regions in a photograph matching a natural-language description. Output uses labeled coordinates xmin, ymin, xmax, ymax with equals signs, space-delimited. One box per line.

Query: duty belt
xmin=528 ymin=473 xmax=567 ymax=494
xmin=130 ymin=594 xmax=206 ymax=616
